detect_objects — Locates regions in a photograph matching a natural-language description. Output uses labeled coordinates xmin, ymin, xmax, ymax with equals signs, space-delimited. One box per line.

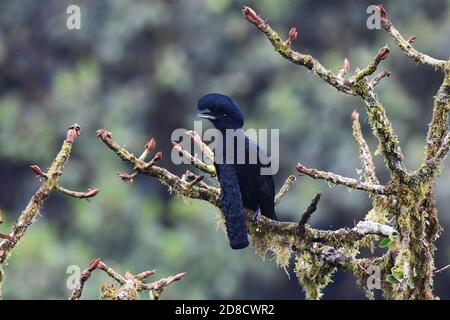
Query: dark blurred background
xmin=0 ymin=0 xmax=449 ymax=299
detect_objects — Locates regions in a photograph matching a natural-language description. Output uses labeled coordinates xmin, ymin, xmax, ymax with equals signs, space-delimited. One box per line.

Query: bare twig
xmin=55 ymin=185 xmax=100 ymax=200
xmin=143 ymin=272 xmax=187 ymax=300
xmin=377 ymin=5 xmax=447 ymax=71
xmin=274 ymin=175 xmax=296 ymax=205
xmin=69 ymin=258 xmax=186 ymax=300
xmin=172 ymin=141 xmax=216 ymax=176
xmin=350 ymin=46 xmax=390 ymax=83
xmin=370 ymin=70 xmax=391 ymax=88
xmin=242 ymin=6 xmax=354 ymax=95
xmin=0 ymin=124 xmax=89 ymax=264
xmin=242 ymin=5 xmax=406 ymax=181
xmin=298 ymin=192 xmax=322 ymax=228
xmin=351 ymin=111 xmax=379 ymax=185
xmin=97 ymin=129 xmax=221 ymax=205
xmin=296 ymin=163 xmax=386 ymax=194
xmin=186 ymin=130 xmax=215 ymax=164
xmin=435 ymin=263 xmax=450 ymax=274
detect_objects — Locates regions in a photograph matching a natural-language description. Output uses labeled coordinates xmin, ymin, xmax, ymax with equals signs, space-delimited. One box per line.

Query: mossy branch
xmin=98 ymin=129 xmax=396 ymax=299
xmin=378 ymin=4 xmax=447 ymax=71
xmin=69 ymin=258 xmax=186 ymax=300
xmin=295 ymin=163 xmax=386 ymax=195
xmin=351 ymin=111 xmax=379 ymax=185
xmin=0 ymin=124 xmax=100 ymax=298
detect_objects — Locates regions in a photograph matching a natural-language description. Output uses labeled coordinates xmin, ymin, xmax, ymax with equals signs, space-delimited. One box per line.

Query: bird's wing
xmin=246 ymin=137 xmax=277 ymax=220
xmin=257 ymin=174 xmax=277 ymax=220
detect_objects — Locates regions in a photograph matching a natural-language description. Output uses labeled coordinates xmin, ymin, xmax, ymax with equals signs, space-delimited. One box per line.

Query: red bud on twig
xmin=296 ymin=163 xmax=309 ymax=176
xmin=343 ymin=58 xmax=350 ymax=73
xmin=84 ymin=188 xmax=100 ymax=199
xmin=351 ymin=110 xmax=360 ymax=121
xmin=87 ymin=258 xmax=101 ymax=272
xmin=172 ymin=272 xmax=187 ymax=281
xmin=172 ymin=141 xmax=183 ymax=155
xmin=375 ymin=46 xmax=390 ymax=63
xmin=66 ymin=124 xmax=81 ymax=143
xmin=338 ymin=58 xmax=351 ymax=78
xmin=288 ymin=27 xmax=298 ymax=44
xmin=117 ymin=172 xmax=134 ymax=183
xmin=377 ymin=4 xmax=388 ymax=19
xmin=146 ymin=138 xmax=156 ymax=152
xmin=97 ymin=261 xmax=108 ymax=271
xmin=242 ymin=6 xmax=264 ymax=26
xmin=30 ymin=165 xmax=46 ymax=178
xmin=153 ymin=151 xmax=163 ymax=162
xmin=407 ymin=35 xmax=416 ymax=44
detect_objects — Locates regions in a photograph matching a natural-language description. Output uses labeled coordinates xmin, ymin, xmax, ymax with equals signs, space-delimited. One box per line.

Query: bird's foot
xmin=252 ymin=209 xmax=261 ymax=223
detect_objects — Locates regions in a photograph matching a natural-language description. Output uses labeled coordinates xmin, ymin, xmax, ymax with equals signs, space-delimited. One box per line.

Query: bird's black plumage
xmin=197 ymin=93 xmax=277 ymax=250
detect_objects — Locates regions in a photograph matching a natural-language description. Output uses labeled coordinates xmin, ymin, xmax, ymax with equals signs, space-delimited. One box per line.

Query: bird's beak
xmin=197 ymin=111 xmax=216 ymax=120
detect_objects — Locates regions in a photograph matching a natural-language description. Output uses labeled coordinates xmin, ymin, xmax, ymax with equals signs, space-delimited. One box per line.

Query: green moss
xmin=294 ymin=252 xmax=335 ymax=300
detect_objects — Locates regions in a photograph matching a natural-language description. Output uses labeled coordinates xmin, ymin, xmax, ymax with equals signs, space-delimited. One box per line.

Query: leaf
xmin=388 ymin=233 xmax=395 ymax=242
xmin=391 ymin=267 xmax=404 ymax=281
xmin=407 ymin=279 xmax=415 ymax=289
xmin=379 ymin=237 xmax=392 ymax=248
xmin=386 ymin=274 xmax=397 ymax=283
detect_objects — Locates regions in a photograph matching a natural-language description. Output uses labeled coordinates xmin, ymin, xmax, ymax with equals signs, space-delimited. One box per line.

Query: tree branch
xmin=295 ymin=163 xmax=386 ymax=194
xmin=351 ymin=111 xmax=379 ymax=185
xmin=423 ymin=65 xmax=450 ymax=162
xmin=172 ymin=141 xmax=216 ymax=176
xmin=0 ymin=124 xmax=90 ymax=265
xmin=298 ymin=192 xmax=321 ymax=228
xmin=242 ymin=6 xmax=354 ymax=95
xmin=55 ymin=185 xmax=100 ymax=200
xmin=378 ymin=5 xmax=447 ymax=71
xmin=243 ymin=5 xmax=406 ymax=181
xmin=96 ymin=129 xmax=221 ymax=206
xmin=274 ymin=175 xmax=296 ymax=205
xmin=69 ymin=258 xmax=186 ymax=300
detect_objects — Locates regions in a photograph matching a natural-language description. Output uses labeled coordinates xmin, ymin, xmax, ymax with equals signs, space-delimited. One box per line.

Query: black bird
xmin=197 ymin=93 xmax=277 ymax=250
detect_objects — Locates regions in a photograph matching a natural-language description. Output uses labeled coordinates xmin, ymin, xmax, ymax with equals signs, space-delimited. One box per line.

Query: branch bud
xmin=242 ymin=6 xmax=264 ymax=26
xmin=172 ymin=141 xmax=183 ymax=155
xmin=97 ymin=261 xmax=108 ymax=271
xmin=377 ymin=4 xmax=388 ymax=20
xmin=288 ymin=26 xmax=298 ymax=44
xmin=146 ymin=138 xmax=156 ymax=152
xmin=338 ymin=57 xmax=351 ymax=78
xmin=296 ymin=163 xmax=309 ymax=176
xmin=87 ymin=258 xmax=101 ymax=272
xmin=117 ymin=172 xmax=134 ymax=183
xmin=351 ymin=110 xmax=360 ymax=121
xmin=375 ymin=46 xmax=390 ymax=63
xmin=30 ymin=165 xmax=45 ymax=178
xmin=66 ymin=124 xmax=81 ymax=143
xmin=153 ymin=151 xmax=163 ymax=162
xmin=84 ymin=188 xmax=100 ymax=199
xmin=407 ymin=35 xmax=416 ymax=44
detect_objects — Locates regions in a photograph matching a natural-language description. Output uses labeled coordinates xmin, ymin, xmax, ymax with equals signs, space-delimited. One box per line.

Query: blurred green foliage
xmin=0 ymin=0 xmax=449 ymax=299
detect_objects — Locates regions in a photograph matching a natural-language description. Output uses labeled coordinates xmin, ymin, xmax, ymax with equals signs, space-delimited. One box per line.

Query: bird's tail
xmin=224 ymin=214 xmax=249 ymax=250
xmin=216 ymin=163 xmax=249 ymax=250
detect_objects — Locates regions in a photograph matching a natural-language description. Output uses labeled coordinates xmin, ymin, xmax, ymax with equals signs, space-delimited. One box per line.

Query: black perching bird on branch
xmin=197 ymin=93 xmax=277 ymax=249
